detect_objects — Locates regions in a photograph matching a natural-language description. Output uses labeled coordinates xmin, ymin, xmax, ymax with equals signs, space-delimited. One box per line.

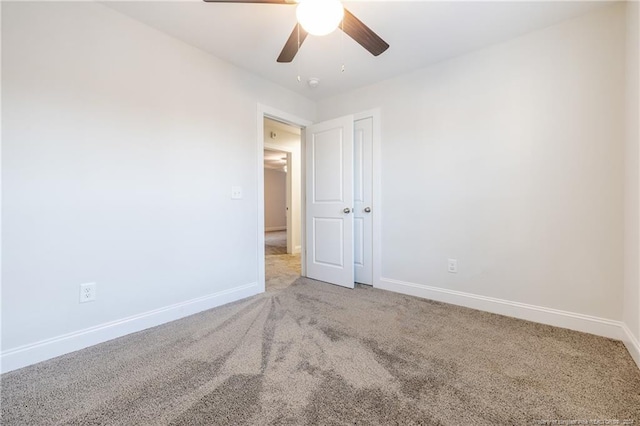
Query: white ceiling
xmin=104 ymin=0 xmax=613 ymax=101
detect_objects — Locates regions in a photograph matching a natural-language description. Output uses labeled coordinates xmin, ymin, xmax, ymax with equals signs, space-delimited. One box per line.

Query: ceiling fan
xmin=202 ymin=0 xmax=389 ymax=63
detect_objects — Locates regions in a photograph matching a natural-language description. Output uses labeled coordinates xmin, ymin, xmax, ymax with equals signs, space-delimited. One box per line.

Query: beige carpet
xmin=265 ymin=230 xmax=288 ymax=256
xmin=2 ymin=246 xmax=639 ymax=424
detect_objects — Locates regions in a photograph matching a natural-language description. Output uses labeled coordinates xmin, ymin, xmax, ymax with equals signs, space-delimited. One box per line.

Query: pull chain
xmin=340 ymin=18 xmax=345 ymax=73
xmin=297 ymin=24 xmax=302 ymax=82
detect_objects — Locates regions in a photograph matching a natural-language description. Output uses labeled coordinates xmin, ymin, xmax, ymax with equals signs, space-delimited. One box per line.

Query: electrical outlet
xmin=79 ymin=282 xmax=96 ymax=303
xmin=447 ymin=259 xmax=458 ymax=274
xmin=231 ymin=186 xmax=243 ymax=200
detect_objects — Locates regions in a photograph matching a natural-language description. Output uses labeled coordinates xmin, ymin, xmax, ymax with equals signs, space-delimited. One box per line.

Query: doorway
xmin=263 ymin=118 xmax=303 ymax=291
xmin=256 ymin=105 xmax=312 ymax=294
xmin=256 ymin=105 xmax=380 ymax=293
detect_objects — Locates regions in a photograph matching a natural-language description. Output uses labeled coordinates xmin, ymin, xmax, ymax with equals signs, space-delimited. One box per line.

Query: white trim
xmin=265 ymin=226 xmax=286 ymax=232
xmin=0 ymin=2 xmax=4 ymax=370
xmin=259 ymin=105 xmax=313 ymax=130
xmin=257 ymin=104 xmax=312 ymax=288
xmin=294 ymin=245 xmax=302 ymax=254
xmin=1 ymin=282 xmax=260 ymax=374
xmin=622 ymin=323 xmax=640 ymax=368
xmin=300 ymin=128 xmax=307 ymax=276
xmin=257 ymin=107 xmax=266 ymax=293
xmin=378 ymin=277 xmax=624 ymax=340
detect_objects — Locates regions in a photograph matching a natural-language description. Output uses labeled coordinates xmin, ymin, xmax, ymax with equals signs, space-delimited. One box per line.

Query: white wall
xmin=1 ymin=2 xmax=315 ymax=371
xmin=264 ymin=168 xmax=286 ymax=230
xmin=264 ymin=125 xmax=302 ymax=253
xmin=623 ymin=0 xmax=640 ymax=365
xmin=2 ymin=0 xmax=637 ymax=372
xmin=318 ymin=5 xmax=626 ymax=327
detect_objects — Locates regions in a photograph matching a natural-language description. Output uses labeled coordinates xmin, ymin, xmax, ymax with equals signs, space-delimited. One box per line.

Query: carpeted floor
xmin=265 ymin=230 xmax=288 ymax=256
xmin=2 ymin=238 xmax=639 ymax=425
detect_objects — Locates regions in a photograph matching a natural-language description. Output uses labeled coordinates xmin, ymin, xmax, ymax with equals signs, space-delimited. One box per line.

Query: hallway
xmin=265 ymin=230 xmax=300 ymax=291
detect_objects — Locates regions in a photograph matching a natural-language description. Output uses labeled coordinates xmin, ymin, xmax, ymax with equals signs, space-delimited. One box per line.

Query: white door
xmin=354 ymin=117 xmax=373 ymax=285
xmin=305 ymin=115 xmax=355 ymax=288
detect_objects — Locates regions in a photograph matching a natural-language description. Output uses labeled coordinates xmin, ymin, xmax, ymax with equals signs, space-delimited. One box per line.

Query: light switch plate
xmin=231 ymin=186 xmax=243 ymax=200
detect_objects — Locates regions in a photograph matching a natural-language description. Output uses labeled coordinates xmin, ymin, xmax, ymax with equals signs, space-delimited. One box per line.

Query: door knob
xmin=364 ymin=207 xmax=372 ymax=213
xmin=343 ymin=207 xmax=351 ymax=214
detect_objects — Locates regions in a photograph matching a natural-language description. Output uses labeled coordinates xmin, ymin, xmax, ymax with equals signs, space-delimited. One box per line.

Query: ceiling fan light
xmin=296 ymin=0 xmax=344 ymax=37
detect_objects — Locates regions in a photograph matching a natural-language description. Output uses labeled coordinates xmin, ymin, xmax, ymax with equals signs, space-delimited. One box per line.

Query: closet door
xmin=354 ymin=117 xmax=373 ymax=285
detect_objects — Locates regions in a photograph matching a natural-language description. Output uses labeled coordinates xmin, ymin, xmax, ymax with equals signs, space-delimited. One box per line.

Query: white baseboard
xmin=1 ymin=282 xmax=260 ymax=374
xmin=293 ymin=245 xmax=302 ymax=254
xmin=265 ymin=226 xmax=286 ymax=232
xmin=622 ymin=323 xmax=640 ymax=368
xmin=377 ymin=277 xmax=625 ymax=341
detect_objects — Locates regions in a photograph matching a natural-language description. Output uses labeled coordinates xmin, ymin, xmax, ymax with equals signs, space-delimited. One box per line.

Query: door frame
xmin=257 ymin=104 xmax=312 ymax=293
xmin=256 ymin=105 xmax=381 ymax=292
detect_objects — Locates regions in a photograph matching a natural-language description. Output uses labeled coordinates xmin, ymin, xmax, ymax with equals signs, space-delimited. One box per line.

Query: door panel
xmin=312 ymin=129 xmax=344 ymax=202
xmin=313 ymin=218 xmax=344 ymax=267
xmin=305 ymin=115 xmax=354 ymax=288
xmin=354 ymin=118 xmax=373 ymax=285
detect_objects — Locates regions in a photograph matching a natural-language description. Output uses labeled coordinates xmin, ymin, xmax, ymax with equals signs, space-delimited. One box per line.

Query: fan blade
xmin=277 ymin=23 xmax=308 ymax=63
xmin=341 ymin=9 xmax=389 ymax=57
xmin=203 ymin=0 xmax=294 ymax=3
